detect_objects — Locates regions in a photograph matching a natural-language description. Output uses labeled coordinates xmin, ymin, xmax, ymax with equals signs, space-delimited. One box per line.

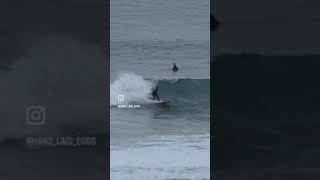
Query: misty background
xmin=213 ymin=0 xmax=320 ymax=54
xmin=212 ymin=0 xmax=320 ymax=179
xmin=0 ymin=1 xmax=108 ymax=179
xmin=0 ymin=0 xmax=106 ymax=69
xmin=0 ymin=0 xmax=108 ymax=138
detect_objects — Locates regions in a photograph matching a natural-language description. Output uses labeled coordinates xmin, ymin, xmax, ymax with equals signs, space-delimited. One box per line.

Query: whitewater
xmin=110 ymin=73 xmax=210 ymax=180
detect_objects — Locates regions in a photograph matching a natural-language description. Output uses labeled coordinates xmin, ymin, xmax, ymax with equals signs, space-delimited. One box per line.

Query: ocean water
xmin=110 ymin=0 xmax=210 ymax=81
xmin=110 ymin=0 xmax=210 ymax=179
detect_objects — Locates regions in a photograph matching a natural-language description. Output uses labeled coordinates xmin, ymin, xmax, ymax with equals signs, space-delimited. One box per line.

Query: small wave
xmin=110 ymin=73 xmax=210 ymax=106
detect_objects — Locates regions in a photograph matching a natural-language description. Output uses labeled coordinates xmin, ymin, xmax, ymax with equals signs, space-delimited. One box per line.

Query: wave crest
xmin=110 ymin=73 xmax=210 ymax=106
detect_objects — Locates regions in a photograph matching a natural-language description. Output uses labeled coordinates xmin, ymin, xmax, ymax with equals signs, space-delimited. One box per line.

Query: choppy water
xmin=111 ymin=0 xmax=209 ymax=179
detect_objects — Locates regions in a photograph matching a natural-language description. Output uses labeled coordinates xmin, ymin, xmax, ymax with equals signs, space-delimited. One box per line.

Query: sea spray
xmin=110 ymin=73 xmax=155 ymax=106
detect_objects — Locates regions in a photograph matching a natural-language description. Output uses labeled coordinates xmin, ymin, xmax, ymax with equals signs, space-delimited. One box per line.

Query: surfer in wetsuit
xmin=152 ymin=85 xmax=160 ymax=101
xmin=172 ymin=63 xmax=179 ymax=72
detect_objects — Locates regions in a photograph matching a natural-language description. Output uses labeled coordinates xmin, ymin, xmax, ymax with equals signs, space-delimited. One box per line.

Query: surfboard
xmin=151 ymin=100 xmax=170 ymax=105
xmin=150 ymin=100 xmax=171 ymax=108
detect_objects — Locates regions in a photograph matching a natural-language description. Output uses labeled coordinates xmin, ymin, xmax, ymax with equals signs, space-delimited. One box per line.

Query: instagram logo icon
xmin=26 ymin=106 xmax=46 ymax=125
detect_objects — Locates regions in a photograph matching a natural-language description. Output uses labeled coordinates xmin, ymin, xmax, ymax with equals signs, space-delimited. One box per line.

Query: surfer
xmin=172 ymin=63 xmax=179 ymax=72
xmin=152 ymin=85 xmax=160 ymax=101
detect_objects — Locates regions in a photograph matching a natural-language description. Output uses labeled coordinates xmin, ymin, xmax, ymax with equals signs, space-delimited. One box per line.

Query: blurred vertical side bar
xmin=0 ymin=0 xmax=109 ymax=179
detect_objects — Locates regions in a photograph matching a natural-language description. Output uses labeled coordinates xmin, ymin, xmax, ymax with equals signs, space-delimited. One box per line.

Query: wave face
xmin=158 ymin=78 xmax=210 ymax=103
xmin=110 ymin=73 xmax=210 ymax=106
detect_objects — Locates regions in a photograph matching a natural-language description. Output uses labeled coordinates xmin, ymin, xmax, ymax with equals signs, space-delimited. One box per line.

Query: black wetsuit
xmin=152 ymin=86 xmax=160 ymax=101
xmin=172 ymin=63 xmax=179 ymax=72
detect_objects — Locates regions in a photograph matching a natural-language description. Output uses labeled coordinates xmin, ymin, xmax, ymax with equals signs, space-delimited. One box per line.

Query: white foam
xmin=111 ymin=134 xmax=210 ymax=180
xmin=110 ymin=73 xmax=155 ymax=106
